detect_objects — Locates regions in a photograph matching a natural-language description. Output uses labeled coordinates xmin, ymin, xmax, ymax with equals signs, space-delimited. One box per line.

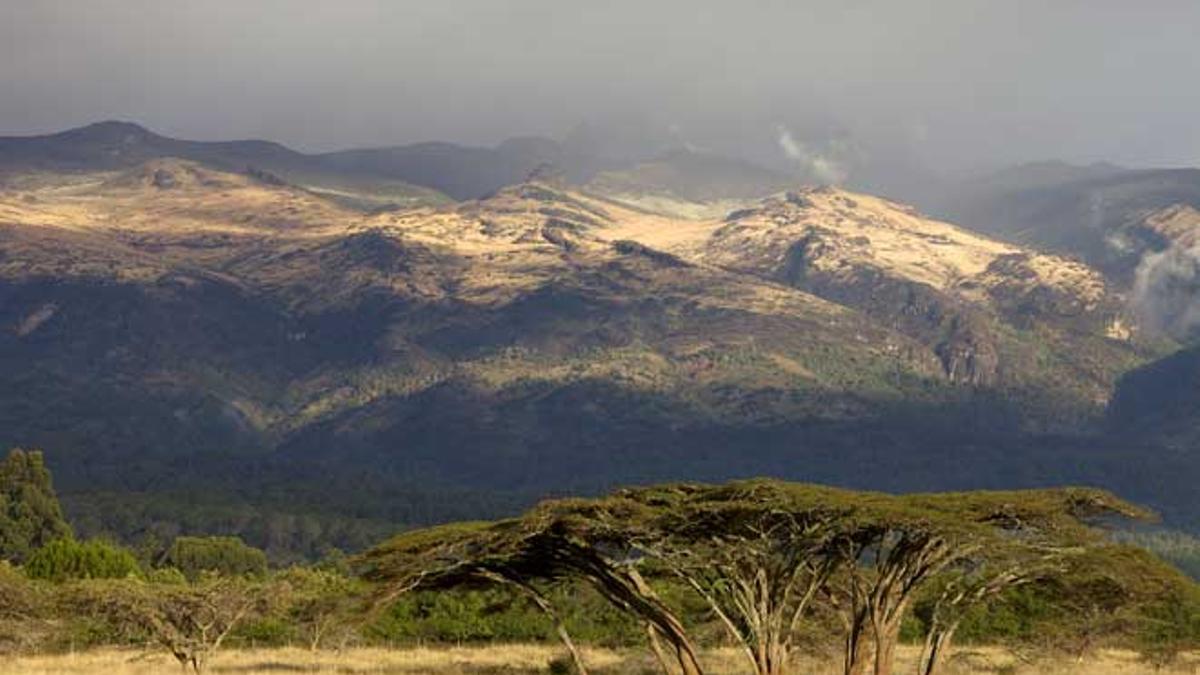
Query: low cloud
xmin=776 ymin=125 xmax=851 ymax=185
xmin=1132 ymin=243 xmax=1200 ymax=339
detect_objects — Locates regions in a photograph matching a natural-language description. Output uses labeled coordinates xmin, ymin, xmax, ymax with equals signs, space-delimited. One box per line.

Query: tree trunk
xmin=761 ymin=639 xmax=786 ymax=675
xmin=918 ymin=626 xmax=957 ymax=675
xmin=626 ymin=569 xmax=704 ymax=675
xmin=484 ymin=571 xmax=590 ymax=675
xmin=668 ymin=631 xmax=704 ymax=675
xmin=844 ymin=610 xmax=870 ymax=675
xmin=527 ymin=592 xmax=589 ymax=675
xmin=308 ymin=620 xmax=326 ymax=652
xmin=870 ymin=610 xmax=906 ymax=675
xmin=872 ymin=623 xmax=897 ymax=675
xmin=646 ymin=623 xmax=678 ymax=675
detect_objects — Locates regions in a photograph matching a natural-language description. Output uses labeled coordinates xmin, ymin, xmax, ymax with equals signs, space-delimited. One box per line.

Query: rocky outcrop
xmin=779 ymin=241 xmax=1001 ymax=384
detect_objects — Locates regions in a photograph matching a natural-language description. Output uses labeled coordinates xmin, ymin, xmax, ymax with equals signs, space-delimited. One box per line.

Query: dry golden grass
xmin=2 ymin=645 xmax=1196 ymax=675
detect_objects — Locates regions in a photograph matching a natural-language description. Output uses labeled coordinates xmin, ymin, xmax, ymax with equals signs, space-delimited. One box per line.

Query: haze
xmin=3 ymin=0 xmax=1199 ymax=185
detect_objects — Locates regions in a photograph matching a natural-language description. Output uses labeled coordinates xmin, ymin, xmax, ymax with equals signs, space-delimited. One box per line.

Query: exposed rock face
xmin=699 ymin=187 xmax=1132 ymax=390
xmin=780 ymin=242 xmax=1001 ymax=384
xmin=934 ymin=314 xmax=1000 ymax=386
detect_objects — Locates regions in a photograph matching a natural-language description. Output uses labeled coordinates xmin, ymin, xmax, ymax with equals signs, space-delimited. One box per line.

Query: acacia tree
xmin=650 ymin=515 xmax=835 ymax=675
xmin=826 ymin=522 xmax=970 ymax=675
xmin=910 ymin=489 xmax=1154 ymax=675
xmin=359 ymin=481 xmax=1152 ymax=675
xmin=278 ymin=566 xmax=368 ymax=651
xmin=916 ymin=556 xmax=1052 ymax=675
xmin=358 ymin=521 xmax=596 ymax=672
xmin=70 ymin=575 xmax=276 ymax=673
xmin=591 ymin=483 xmax=843 ymax=675
xmin=358 ymin=506 xmax=707 ymax=675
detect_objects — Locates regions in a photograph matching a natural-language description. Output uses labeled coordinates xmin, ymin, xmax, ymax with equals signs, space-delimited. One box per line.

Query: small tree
xmin=906 ymin=489 xmax=1154 ymax=675
xmin=278 ymin=566 xmax=367 ymax=651
xmin=70 ymin=575 xmax=274 ymax=673
xmin=915 ymin=552 xmax=1062 ymax=675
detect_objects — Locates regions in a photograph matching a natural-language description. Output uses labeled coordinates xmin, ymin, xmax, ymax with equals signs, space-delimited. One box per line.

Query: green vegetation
xmin=0 ymin=449 xmax=72 ymax=564
xmin=361 ymin=480 xmax=1198 ymax=675
xmin=23 ymin=538 xmax=139 ymax=582
xmin=162 ymin=536 xmax=269 ymax=580
xmin=1112 ymin=530 xmax=1200 ymax=580
xmin=0 ymin=451 xmax=1195 ymax=674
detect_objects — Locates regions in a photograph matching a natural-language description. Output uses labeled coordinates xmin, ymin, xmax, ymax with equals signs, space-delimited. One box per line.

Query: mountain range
xmin=0 ymin=122 xmax=1197 ymax=559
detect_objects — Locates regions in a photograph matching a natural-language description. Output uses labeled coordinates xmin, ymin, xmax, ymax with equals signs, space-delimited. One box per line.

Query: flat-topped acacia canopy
xmin=359 ymin=480 xmax=1151 ymax=583
xmin=356 ymin=480 xmax=1152 ymax=675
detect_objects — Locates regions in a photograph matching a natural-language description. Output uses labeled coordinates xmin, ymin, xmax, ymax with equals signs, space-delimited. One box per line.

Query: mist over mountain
xmin=8 ymin=3 xmax=1200 ymax=191
xmin=934 ymin=162 xmax=1200 ymax=340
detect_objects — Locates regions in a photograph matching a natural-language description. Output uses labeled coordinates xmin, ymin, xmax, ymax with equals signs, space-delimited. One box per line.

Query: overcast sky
xmin=2 ymin=0 xmax=1199 ymax=176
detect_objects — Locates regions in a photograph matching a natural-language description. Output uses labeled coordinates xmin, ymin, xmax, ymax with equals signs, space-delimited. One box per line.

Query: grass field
xmin=2 ymin=645 xmax=1198 ymax=675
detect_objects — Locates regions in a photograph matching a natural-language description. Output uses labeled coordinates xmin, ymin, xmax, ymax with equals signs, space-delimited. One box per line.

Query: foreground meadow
xmin=2 ymin=646 xmax=1198 ymax=675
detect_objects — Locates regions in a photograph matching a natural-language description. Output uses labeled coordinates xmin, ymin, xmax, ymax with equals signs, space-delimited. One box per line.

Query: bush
xmin=1135 ymin=588 xmax=1200 ymax=668
xmin=0 ymin=560 xmax=44 ymax=619
xmin=162 ymin=536 xmax=268 ymax=579
xmin=24 ymin=538 xmax=139 ymax=582
xmin=369 ymin=587 xmax=552 ymax=644
xmin=145 ymin=566 xmax=187 ymax=585
xmin=365 ymin=583 xmax=645 ymax=648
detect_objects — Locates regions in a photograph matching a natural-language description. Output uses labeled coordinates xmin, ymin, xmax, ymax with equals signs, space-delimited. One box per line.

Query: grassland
xmin=3 ymin=645 xmax=1198 ymax=675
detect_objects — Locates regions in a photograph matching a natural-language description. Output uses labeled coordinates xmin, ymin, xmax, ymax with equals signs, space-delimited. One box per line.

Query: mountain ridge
xmin=1 ymin=138 xmax=1197 ymax=553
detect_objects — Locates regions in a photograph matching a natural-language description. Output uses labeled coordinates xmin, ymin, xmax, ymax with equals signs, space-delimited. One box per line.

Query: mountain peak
xmin=56 ymin=120 xmax=156 ymax=142
xmin=101 ymin=157 xmax=245 ymax=191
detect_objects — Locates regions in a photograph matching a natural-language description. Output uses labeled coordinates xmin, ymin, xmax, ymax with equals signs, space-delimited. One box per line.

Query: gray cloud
xmin=776 ymin=125 xmax=851 ymax=185
xmin=2 ymin=1 xmax=1200 ymax=181
xmin=1133 ymin=244 xmax=1200 ymax=340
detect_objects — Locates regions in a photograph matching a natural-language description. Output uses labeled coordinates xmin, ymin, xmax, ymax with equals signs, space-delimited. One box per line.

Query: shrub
xmin=24 ymin=538 xmax=139 ymax=582
xmin=1135 ymin=588 xmax=1200 ymax=668
xmin=145 ymin=566 xmax=187 ymax=585
xmin=162 ymin=536 xmax=268 ymax=579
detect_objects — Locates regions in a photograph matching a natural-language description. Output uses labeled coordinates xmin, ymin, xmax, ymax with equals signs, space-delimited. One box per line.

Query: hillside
xmin=605 ymin=187 xmax=1141 ymax=414
xmin=0 ymin=122 xmax=451 ymax=211
xmin=936 ymin=164 xmax=1200 ymax=287
xmin=584 ymin=149 xmax=794 ymax=216
xmin=0 ymin=154 xmax=1188 ymax=553
xmin=0 ymin=122 xmax=807 ymax=209
xmin=315 ymin=136 xmax=569 ymax=201
xmin=1108 ymin=343 xmax=1200 ymax=448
